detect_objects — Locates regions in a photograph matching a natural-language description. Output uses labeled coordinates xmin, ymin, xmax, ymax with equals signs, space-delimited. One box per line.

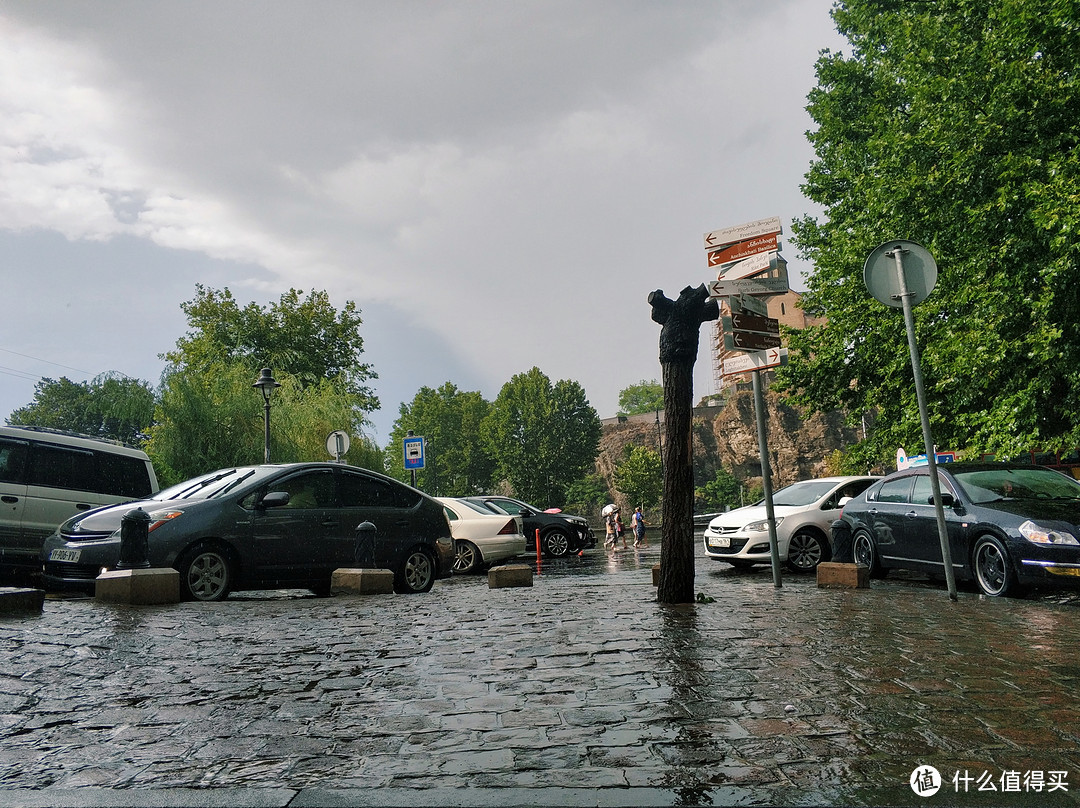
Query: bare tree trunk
xmin=648 ymin=284 xmax=719 ymax=605
xmin=658 ymin=360 xmax=695 ymax=603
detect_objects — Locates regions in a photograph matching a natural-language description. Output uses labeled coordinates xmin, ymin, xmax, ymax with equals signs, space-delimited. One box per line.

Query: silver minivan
xmin=0 ymin=425 xmax=159 ymax=572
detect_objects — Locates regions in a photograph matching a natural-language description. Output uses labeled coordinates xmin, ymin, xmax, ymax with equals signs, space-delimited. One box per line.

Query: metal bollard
xmin=117 ymin=507 xmax=152 ymax=569
xmin=354 ymin=521 xmax=377 ymax=566
xmin=830 ymin=518 xmax=853 ymax=564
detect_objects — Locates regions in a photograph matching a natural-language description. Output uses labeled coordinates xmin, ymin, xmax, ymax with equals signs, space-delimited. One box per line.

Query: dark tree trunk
xmin=648 ymin=284 xmax=719 ymax=604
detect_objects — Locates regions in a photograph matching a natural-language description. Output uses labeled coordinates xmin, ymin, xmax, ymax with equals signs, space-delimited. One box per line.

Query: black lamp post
xmin=252 ymin=368 xmax=280 ymax=463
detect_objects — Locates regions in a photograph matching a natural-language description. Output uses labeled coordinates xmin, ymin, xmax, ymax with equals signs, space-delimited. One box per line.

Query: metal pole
xmin=891 ymin=247 xmax=958 ymax=600
xmin=263 ymin=397 xmax=271 ymax=464
xmin=752 ymin=370 xmax=782 ymax=588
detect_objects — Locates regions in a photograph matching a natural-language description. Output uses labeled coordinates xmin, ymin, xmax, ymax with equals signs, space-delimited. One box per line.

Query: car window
xmin=771 ymin=481 xmax=839 ymax=507
xmin=442 ymin=505 xmax=460 ymax=521
xmin=0 ymin=438 xmax=28 ymax=484
xmin=953 ymin=467 xmax=1080 ymax=504
xmin=490 ymin=499 xmax=525 ymax=515
xmin=273 ymin=471 xmax=336 ymax=509
xmin=338 ymin=471 xmax=417 ymax=508
xmin=876 ymin=476 xmax=915 ymax=503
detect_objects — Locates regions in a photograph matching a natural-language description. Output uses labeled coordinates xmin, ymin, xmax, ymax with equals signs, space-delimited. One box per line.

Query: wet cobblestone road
xmin=2 ymin=544 xmax=1079 ymax=806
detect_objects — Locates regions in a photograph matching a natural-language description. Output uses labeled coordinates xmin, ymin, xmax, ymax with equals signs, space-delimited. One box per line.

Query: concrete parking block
xmin=488 ymin=563 xmax=533 ymax=588
xmin=816 ymin=561 xmax=869 ymax=589
xmin=331 ymin=568 xmax=395 ymax=595
xmin=0 ymin=586 xmax=45 ymax=614
xmin=95 ymin=568 xmax=181 ymax=604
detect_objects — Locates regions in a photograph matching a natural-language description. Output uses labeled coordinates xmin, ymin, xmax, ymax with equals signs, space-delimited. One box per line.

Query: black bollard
xmin=830 ymin=518 xmax=853 ymax=564
xmin=117 ymin=507 xmax=152 ymax=569
xmin=354 ymin=521 xmax=377 ymax=567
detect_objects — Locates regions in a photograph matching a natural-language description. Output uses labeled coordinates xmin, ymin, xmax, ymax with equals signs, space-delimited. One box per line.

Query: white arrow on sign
xmin=721 ymin=347 xmax=788 ymax=377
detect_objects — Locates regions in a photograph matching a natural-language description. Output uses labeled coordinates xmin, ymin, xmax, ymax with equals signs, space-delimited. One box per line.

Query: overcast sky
xmin=0 ymin=1 xmax=845 ymax=448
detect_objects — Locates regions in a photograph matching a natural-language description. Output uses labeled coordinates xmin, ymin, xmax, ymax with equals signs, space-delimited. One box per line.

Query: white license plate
xmin=707 ymin=536 xmax=730 ymax=548
xmin=49 ymin=548 xmax=81 ymax=563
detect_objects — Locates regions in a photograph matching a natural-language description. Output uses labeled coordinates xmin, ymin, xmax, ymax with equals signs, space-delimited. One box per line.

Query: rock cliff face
xmin=598 ymin=390 xmax=858 ymax=512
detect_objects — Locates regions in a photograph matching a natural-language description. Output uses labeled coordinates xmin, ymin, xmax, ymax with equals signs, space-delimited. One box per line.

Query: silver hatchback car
xmin=703 ymin=476 xmax=879 ymax=572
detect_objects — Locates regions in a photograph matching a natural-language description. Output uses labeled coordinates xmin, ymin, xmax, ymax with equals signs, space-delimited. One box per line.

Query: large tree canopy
xmin=8 ymin=374 xmax=155 ymax=445
xmin=385 ymin=382 xmax=495 ymax=496
xmin=781 ymin=0 xmax=1080 ymax=468
xmin=483 ymin=367 xmax=602 ymax=506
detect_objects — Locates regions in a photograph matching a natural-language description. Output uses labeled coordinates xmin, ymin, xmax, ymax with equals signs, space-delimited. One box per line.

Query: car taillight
xmin=499 ymin=520 xmax=517 ymax=535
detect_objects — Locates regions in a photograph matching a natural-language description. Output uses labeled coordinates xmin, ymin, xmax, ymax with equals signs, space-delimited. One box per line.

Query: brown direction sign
xmin=707 ymin=233 xmax=779 ymax=267
xmin=724 ymin=330 xmax=782 ymax=351
xmin=727 ymin=311 xmax=779 ymax=335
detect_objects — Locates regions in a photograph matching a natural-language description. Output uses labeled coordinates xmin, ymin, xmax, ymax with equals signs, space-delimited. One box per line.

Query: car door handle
xmin=905 ymin=510 xmax=917 ymax=519
xmin=320 ymin=520 xmax=340 ymax=528
xmin=1 ymin=496 xmax=17 ymax=504
xmin=76 ymin=503 xmax=93 ymax=511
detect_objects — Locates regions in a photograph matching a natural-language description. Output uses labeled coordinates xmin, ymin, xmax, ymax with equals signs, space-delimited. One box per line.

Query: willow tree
xmin=781 ymin=0 xmax=1080 ymax=469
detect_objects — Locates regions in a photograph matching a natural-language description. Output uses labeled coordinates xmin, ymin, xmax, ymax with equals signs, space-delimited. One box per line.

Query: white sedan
xmin=436 ymin=497 xmax=526 ymax=574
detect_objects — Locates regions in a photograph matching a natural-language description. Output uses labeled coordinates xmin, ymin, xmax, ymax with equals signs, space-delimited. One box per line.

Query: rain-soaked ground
xmin=2 ymin=541 xmax=1079 ymax=807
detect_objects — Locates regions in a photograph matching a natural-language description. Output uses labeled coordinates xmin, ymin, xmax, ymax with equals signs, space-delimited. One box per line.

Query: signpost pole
xmin=891 ymin=247 xmax=958 ymax=601
xmin=752 ymin=369 xmax=782 ymax=588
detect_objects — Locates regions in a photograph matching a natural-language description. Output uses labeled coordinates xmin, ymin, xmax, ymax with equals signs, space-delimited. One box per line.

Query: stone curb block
xmin=488 ymin=564 xmax=533 ymax=588
xmin=95 ymin=568 xmax=181 ymax=604
xmin=816 ymin=561 xmax=869 ymax=589
xmin=0 ymin=587 xmax=45 ymax=614
xmin=331 ymin=568 xmax=395 ymax=595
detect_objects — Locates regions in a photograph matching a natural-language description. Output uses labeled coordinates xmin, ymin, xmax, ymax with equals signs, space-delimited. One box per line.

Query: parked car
xmin=703 ymin=476 xmax=879 ymax=572
xmin=1 ymin=425 xmax=158 ymax=575
xmin=464 ymin=495 xmax=595 ymax=557
xmin=41 ymin=463 xmax=454 ymax=600
xmin=436 ymin=497 xmax=525 ymax=574
xmin=841 ymin=462 xmax=1080 ymax=597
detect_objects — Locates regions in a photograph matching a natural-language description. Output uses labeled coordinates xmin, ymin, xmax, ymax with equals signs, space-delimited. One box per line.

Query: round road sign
xmin=863 ymin=240 xmax=938 ymax=308
xmin=326 ymin=430 xmax=350 ymax=459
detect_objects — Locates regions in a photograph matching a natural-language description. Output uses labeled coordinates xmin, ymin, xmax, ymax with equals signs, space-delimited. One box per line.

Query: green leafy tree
xmin=613 ymin=445 xmax=663 ymax=510
xmin=618 ymin=379 xmax=664 ymax=417
xmin=563 ymin=473 xmax=611 ymax=516
xmin=385 ymin=382 xmax=494 ymax=495
xmin=781 ymin=0 xmax=1080 ymax=467
xmin=483 ymin=367 xmax=602 ymax=506
xmin=695 ymin=467 xmax=740 ymax=512
xmin=9 ymin=373 xmax=156 ymax=445
xmin=166 ymin=285 xmax=378 ymax=411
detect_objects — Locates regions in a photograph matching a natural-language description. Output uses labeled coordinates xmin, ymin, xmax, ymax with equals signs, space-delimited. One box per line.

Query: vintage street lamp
xmin=252 ymin=368 xmax=280 ymax=464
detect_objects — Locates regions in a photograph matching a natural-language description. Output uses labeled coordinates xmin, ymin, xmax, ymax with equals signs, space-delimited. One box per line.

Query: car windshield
xmin=953 ymin=467 xmax=1080 ymax=504
xmin=150 ymin=467 xmax=265 ymax=501
xmin=769 ymin=480 xmax=842 ymax=507
xmin=455 ymin=499 xmax=501 ymax=515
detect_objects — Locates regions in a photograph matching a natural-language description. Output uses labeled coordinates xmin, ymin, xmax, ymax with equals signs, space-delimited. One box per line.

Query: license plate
xmin=49 ymin=548 xmax=81 ymax=563
xmin=707 ymin=536 xmax=730 ymax=548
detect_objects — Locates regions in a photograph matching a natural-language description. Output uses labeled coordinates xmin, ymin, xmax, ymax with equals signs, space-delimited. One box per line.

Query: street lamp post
xmin=252 ymin=368 xmax=280 ymax=464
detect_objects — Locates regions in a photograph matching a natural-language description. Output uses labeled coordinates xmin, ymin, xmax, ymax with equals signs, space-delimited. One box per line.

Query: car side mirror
xmin=261 ymin=491 xmax=290 ymax=508
xmin=929 ymin=493 xmax=957 ymax=508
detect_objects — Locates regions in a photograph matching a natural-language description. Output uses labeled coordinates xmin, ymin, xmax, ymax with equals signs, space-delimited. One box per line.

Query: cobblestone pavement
xmin=2 ymin=543 xmax=1080 ymax=807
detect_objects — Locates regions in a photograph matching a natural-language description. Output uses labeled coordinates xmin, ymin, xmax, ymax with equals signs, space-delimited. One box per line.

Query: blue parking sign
xmin=403 ymin=436 xmax=425 ymax=470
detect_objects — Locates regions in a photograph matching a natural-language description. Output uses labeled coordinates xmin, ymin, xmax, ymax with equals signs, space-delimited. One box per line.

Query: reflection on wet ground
xmin=2 ymin=541 xmax=1079 ymax=806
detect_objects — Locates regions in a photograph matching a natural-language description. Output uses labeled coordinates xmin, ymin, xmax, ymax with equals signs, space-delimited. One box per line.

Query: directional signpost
xmin=703 ymin=216 xmax=790 ymax=589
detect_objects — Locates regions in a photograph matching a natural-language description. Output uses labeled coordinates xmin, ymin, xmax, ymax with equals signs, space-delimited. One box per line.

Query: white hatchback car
xmin=437 ymin=497 xmax=525 ymax=574
xmin=703 ymin=476 xmax=879 ymax=572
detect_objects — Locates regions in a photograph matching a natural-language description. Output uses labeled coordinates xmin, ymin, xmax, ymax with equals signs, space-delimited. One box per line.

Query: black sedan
xmin=841 ymin=462 xmax=1080 ymax=597
xmin=464 ymin=495 xmax=595 ymax=557
xmin=41 ymin=463 xmax=455 ymax=600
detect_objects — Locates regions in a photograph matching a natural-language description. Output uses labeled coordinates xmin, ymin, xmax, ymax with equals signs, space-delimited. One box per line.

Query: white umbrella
xmin=601 ymin=504 xmax=617 ymax=516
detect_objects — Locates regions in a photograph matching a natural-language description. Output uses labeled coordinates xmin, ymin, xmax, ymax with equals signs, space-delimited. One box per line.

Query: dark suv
xmin=41 ymin=463 xmax=455 ymax=600
xmin=465 ymin=495 xmax=595 ymax=557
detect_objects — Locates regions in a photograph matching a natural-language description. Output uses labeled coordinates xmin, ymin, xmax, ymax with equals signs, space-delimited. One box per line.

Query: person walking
xmin=632 ymin=506 xmax=648 ymax=548
xmin=615 ymin=509 xmax=628 ymax=549
xmin=603 ymin=504 xmax=618 ymax=550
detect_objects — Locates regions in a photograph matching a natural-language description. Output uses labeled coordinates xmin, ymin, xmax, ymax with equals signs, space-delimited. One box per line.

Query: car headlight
xmin=147 ymin=509 xmax=184 ymax=532
xmin=1019 ymin=520 xmax=1080 ymax=546
xmin=744 ymin=517 xmax=783 ymax=532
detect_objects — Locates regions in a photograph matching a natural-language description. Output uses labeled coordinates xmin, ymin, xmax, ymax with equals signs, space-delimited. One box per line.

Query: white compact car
xmin=437 ymin=497 xmax=526 ymax=574
xmin=703 ymin=476 xmax=879 ymax=572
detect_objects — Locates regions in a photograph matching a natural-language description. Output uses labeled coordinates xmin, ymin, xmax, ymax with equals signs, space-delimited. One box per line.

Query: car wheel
xmin=851 ymin=531 xmax=884 ymax=578
xmin=179 ymin=545 xmax=232 ymax=601
xmin=786 ymin=530 xmax=828 ymax=573
xmin=453 ymin=540 xmax=481 ymax=574
xmin=973 ymin=535 xmax=1022 ymax=597
xmin=395 ymin=547 xmax=436 ymax=593
xmin=542 ymin=529 xmax=571 ymax=557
